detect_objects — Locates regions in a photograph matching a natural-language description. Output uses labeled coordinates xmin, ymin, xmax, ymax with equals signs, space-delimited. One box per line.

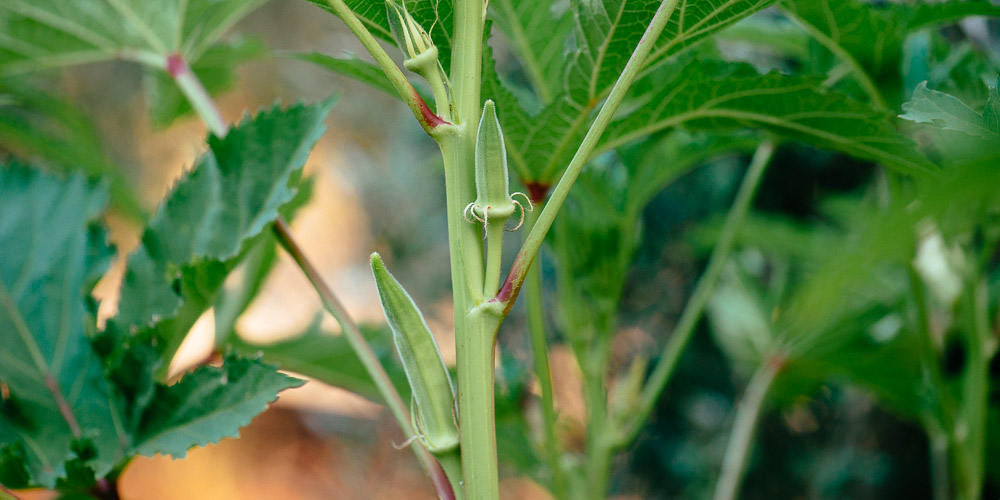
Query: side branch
xmin=322 ymin=0 xmax=453 ymax=136
xmin=490 ymin=0 xmax=684 ymax=314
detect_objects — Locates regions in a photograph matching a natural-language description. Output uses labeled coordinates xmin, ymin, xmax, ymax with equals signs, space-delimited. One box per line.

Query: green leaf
xmin=900 ymin=0 xmax=1000 ymax=33
xmin=0 ymin=0 xmax=269 ymax=75
xmin=111 ymin=99 xmax=335 ymax=366
xmin=496 ymin=0 xmax=777 ymax=182
xmin=307 ymin=0 xmax=454 ymax=72
xmin=778 ymin=0 xmax=1000 ymax=102
xmin=488 ymin=0 xmax=573 ymax=104
xmin=901 ymin=80 xmax=1000 ymax=142
xmin=0 ymin=165 xmax=122 ymax=488
xmin=145 ymin=37 xmax=267 ymax=129
xmin=567 ymin=0 xmax=777 ymax=107
xmin=132 ymin=355 xmax=303 ymax=458
xmin=601 ymin=60 xmax=935 ymax=175
xmin=290 ymin=51 xmax=395 ymax=95
xmin=228 ymin=321 xmax=409 ymax=404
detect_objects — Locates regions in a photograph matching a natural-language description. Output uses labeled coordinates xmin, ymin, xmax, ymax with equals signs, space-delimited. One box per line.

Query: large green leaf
xmin=489 ymin=0 xmax=573 ymax=104
xmin=132 ymin=355 xmax=302 ymax=458
xmin=111 ymin=99 xmax=335 ymax=364
xmin=0 ymin=165 xmax=308 ymax=492
xmin=495 ymin=0 xmax=777 ymax=182
xmin=778 ymin=0 xmax=1000 ymax=104
xmin=307 ymin=0 xmax=454 ymax=72
xmin=600 ymin=59 xmax=935 ymax=175
xmin=0 ymin=0 xmax=268 ymax=75
xmin=0 ymin=165 xmax=121 ymax=488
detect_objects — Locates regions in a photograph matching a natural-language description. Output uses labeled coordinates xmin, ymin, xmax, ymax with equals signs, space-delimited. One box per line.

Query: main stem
xmin=448 ymin=1 xmax=498 ymax=498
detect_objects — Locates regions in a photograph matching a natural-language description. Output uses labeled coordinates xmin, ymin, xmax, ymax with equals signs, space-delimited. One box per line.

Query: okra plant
xmin=1 ymin=0 xmax=1000 ymax=499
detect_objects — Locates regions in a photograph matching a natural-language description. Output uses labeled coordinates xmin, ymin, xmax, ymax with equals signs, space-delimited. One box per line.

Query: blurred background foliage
xmin=1 ymin=0 xmax=999 ymax=499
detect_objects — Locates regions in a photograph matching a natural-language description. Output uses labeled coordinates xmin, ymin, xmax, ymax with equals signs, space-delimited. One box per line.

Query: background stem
xmin=521 ymin=206 xmax=567 ymax=499
xmin=713 ymin=357 xmax=782 ymax=500
xmin=273 ymin=219 xmax=456 ymax=500
xmin=619 ymin=141 xmax=776 ymax=446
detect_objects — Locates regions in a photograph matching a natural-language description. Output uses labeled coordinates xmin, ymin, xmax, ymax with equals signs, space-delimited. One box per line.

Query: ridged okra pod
xmin=370 ymin=253 xmax=459 ymax=453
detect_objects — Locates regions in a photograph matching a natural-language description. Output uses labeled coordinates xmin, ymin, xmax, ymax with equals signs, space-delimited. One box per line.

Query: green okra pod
xmin=464 ymin=100 xmax=531 ymax=229
xmin=370 ymin=252 xmax=459 ymax=453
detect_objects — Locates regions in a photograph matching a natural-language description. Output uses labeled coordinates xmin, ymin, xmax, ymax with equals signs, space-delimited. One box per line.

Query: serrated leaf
xmin=0 ymin=0 xmax=268 ymax=75
xmin=307 ymin=0 xmax=454 ymax=72
xmin=111 ymin=99 xmax=334 ymax=366
xmin=0 ymin=165 xmax=123 ymax=488
xmin=600 ymin=60 xmax=935 ymax=175
xmin=228 ymin=322 xmax=409 ymax=404
xmin=145 ymin=38 xmax=267 ymax=129
xmin=901 ymin=80 xmax=1000 ymax=142
xmin=132 ymin=355 xmax=303 ymax=458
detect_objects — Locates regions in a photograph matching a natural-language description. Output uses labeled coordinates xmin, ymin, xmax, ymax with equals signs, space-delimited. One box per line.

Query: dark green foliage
xmin=0 ymin=99 xmax=333 ymax=492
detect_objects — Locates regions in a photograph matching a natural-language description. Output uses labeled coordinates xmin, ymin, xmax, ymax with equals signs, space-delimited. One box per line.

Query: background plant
xmin=1 ymin=1 xmax=999 ymax=499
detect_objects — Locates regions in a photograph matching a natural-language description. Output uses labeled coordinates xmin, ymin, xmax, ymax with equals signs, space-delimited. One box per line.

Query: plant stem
xmin=953 ymin=280 xmax=989 ymax=500
xmin=618 ymin=140 xmax=776 ymax=447
xmin=166 ymin=54 xmax=228 ymax=137
xmin=322 ymin=0 xmax=452 ymax=135
xmin=779 ymin=9 xmax=888 ymax=111
xmin=459 ymin=306 xmax=503 ymax=500
xmin=492 ymin=0 xmax=682 ymax=314
xmin=582 ymin=350 xmax=614 ymax=500
xmin=713 ymin=356 xmax=783 ymax=500
xmin=483 ymin=219 xmax=505 ymax=297
xmin=522 ymin=206 xmax=567 ymax=499
xmin=273 ymin=219 xmax=456 ymax=500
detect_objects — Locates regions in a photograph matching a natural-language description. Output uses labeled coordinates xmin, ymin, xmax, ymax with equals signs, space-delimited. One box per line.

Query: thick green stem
xmin=713 ymin=356 xmax=782 ymax=500
xmin=492 ymin=0 xmax=682 ymax=314
xmin=459 ymin=306 xmax=503 ymax=500
xmin=273 ymin=220 xmax=455 ymax=500
xmin=618 ymin=141 xmax=776 ymax=447
xmin=522 ymin=206 xmax=567 ymax=499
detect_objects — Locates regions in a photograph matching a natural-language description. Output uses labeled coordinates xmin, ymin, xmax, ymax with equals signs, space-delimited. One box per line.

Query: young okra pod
xmin=463 ymin=100 xmax=531 ymax=230
xmin=370 ymin=253 xmax=459 ymax=454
